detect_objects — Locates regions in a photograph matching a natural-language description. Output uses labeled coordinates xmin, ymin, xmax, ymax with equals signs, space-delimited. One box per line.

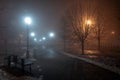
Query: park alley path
xmin=33 ymin=47 xmax=120 ymax=80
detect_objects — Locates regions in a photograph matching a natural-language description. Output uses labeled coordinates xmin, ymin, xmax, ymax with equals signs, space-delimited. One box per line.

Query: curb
xmin=61 ymin=51 xmax=120 ymax=75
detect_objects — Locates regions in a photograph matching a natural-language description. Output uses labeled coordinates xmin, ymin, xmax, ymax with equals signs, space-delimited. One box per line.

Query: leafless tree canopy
xmin=66 ymin=0 xmax=96 ymax=42
xmin=63 ymin=0 xmax=97 ymax=54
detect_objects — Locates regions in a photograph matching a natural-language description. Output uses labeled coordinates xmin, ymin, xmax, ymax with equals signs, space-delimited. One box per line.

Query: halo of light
xmin=24 ymin=17 xmax=32 ymax=25
xmin=30 ymin=32 xmax=35 ymax=37
xmin=86 ymin=20 xmax=92 ymax=25
xmin=49 ymin=32 xmax=54 ymax=37
xmin=42 ymin=37 xmax=46 ymax=40
xmin=34 ymin=38 xmax=37 ymax=41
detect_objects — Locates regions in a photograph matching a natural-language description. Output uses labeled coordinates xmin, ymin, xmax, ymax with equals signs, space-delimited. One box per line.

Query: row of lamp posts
xmin=24 ymin=17 xmax=55 ymax=59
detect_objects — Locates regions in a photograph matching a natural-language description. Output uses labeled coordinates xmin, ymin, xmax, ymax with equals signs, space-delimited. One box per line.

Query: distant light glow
xmin=30 ymin=32 xmax=35 ymax=37
xmin=39 ymin=39 xmax=42 ymax=42
xmin=111 ymin=31 xmax=115 ymax=35
xmin=42 ymin=37 xmax=46 ymax=40
xmin=34 ymin=38 xmax=37 ymax=41
xmin=49 ymin=32 xmax=55 ymax=37
xmin=24 ymin=17 xmax=32 ymax=25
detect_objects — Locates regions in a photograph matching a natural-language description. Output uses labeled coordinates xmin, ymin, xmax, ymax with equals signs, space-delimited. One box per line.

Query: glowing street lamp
xmin=34 ymin=38 xmax=37 ymax=41
xmin=30 ymin=32 xmax=35 ymax=37
xmin=42 ymin=37 xmax=46 ymax=40
xmin=49 ymin=32 xmax=55 ymax=38
xmin=24 ymin=17 xmax=32 ymax=58
xmin=111 ymin=31 xmax=115 ymax=35
xmin=24 ymin=17 xmax=32 ymax=25
xmin=86 ymin=20 xmax=92 ymax=26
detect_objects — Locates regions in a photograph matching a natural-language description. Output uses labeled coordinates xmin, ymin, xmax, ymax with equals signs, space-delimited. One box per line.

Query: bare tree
xmin=64 ymin=0 xmax=96 ymax=54
xmin=92 ymin=4 xmax=106 ymax=51
xmin=59 ymin=17 xmax=67 ymax=51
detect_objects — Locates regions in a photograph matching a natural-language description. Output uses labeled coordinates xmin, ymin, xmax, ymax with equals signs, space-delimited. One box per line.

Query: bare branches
xmin=63 ymin=0 xmax=96 ymax=54
xmin=68 ymin=0 xmax=95 ymax=40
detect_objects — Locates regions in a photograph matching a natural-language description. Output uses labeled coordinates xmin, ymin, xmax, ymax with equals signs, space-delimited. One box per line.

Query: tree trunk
xmin=98 ymin=28 xmax=101 ymax=51
xmin=63 ymin=38 xmax=66 ymax=51
xmin=81 ymin=40 xmax=84 ymax=55
xmin=63 ymin=25 xmax=66 ymax=52
xmin=98 ymin=37 xmax=101 ymax=51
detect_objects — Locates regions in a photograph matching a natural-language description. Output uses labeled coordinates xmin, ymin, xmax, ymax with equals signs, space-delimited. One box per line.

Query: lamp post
xmin=24 ymin=17 xmax=32 ymax=58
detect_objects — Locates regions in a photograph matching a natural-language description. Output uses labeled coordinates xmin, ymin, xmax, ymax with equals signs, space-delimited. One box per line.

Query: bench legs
xmin=21 ymin=59 xmax=25 ymax=73
xmin=5 ymin=56 xmax=33 ymax=74
xmin=21 ymin=59 xmax=32 ymax=74
xmin=7 ymin=56 xmax=11 ymax=67
xmin=21 ymin=65 xmax=32 ymax=74
xmin=29 ymin=64 xmax=32 ymax=74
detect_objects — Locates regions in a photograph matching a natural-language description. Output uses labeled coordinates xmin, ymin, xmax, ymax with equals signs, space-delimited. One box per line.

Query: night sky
xmin=0 ymin=0 xmax=66 ymax=37
xmin=0 ymin=0 xmax=120 ymax=38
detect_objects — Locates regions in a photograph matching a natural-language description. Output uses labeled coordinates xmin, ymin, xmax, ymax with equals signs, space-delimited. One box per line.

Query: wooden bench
xmin=4 ymin=55 xmax=34 ymax=74
xmin=21 ymin=58 xmax=33 ymax=73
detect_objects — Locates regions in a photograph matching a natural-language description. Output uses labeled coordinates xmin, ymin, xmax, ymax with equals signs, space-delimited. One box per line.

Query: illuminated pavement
xmin=33 ymin=47 xmax=120 ymax=80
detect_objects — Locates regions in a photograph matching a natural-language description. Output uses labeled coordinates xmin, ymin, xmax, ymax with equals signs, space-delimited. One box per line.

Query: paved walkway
xmin=33 ymin=48 xmax=120 ymax=80
xmin=60 ymin=51 xmax=120 ymax=75
xmin=0 ymin=48 xmax=120 ymax=80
